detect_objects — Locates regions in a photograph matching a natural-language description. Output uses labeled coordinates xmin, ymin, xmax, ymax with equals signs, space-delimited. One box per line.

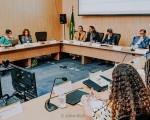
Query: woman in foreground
xmin=81 ymin=64 xmax=150 ymax=120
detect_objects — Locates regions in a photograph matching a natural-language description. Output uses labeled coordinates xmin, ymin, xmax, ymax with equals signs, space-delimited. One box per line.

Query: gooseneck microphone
xmin=45 ymin=77 xmax=67 ymax=112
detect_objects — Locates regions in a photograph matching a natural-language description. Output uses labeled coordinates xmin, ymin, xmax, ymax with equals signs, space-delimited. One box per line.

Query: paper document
xmin=78 ymin=98 xmax=107 ymax=110
xmin=90 ymin=76 xmax=110 ymax=87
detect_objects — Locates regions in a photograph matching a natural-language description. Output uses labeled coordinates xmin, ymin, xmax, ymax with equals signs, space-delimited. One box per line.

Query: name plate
xmin=50 ymin=40 xmax=57 ymax=44
xmin=15 ymin=45 xmax=25 ymax=49
xmin=53 ymin=81 xmax=72 ymax=96
xmin=31 ymin=43 xmax=41 ymax=46
xmin=92 ymin=43 xmax=101 ymax=48
xmin=81 ymin=42 xmax=90 ymax=46
xmin=113 ymin=46 xmax=122 ymax=51
xmin=0 ymin=102 xmax=23 ymax=119
xmin=63 ymin=40 xmax=70 ymax=44
xmin=135 ymin=49 xmax=149 ymax=54
xmin=73 ymin=41 xmax=81 ymax=45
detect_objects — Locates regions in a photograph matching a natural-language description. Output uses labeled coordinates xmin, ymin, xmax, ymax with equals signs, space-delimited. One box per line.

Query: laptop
xmin=11 ymin=39 xmax=19 ymax=46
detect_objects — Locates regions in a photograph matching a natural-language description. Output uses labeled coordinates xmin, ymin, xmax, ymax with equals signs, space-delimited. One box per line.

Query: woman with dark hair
xmin=81 ymin=64 xmax=150 ymax=120
xmin=144 ymin=58 xmax=150 ymax=89
xmin=74 ymin=26 xmax=86 ymax=41
xmin=21 ymin=29 xmax=32 ymax=44
xmin=85 ymin=26 xmax=100 ymax=43
xmin=72 ymin=26 xmax=86 ymax=59
xmin=0 ymin=29 xmax=15 ymax=45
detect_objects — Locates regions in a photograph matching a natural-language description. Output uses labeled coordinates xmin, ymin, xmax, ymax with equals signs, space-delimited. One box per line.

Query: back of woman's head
xmin=144 ymin=58 xmax=150 ymax=88
xmin=110 ymin=64 xmax=150 ymax=120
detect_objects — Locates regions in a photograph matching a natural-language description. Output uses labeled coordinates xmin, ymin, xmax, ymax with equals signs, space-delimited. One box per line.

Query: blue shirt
xmin=131 ymin=36 xmax=150 ymax=49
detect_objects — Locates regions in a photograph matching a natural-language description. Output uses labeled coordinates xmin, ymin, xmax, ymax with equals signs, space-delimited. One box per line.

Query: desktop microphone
xmin=45 ymin=77 xmax=67 ymax=112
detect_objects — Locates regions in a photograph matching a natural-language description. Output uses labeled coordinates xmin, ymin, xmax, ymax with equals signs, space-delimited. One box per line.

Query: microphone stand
xmin=45 ymin=78 xmax=67 ymax=112
xmin=45 ymin=78 xmax=58 ymax=112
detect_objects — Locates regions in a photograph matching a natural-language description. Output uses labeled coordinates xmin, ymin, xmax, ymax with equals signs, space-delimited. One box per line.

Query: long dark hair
xmin=22 ymin=29 xmax=31 ymax=36
xmin=144 ymin=58 xmax=150 ymax=88
xmin=110 ymin=64 xmax=150 ymax=120
xmin=89 ymin=26 xmax=96 ymax=33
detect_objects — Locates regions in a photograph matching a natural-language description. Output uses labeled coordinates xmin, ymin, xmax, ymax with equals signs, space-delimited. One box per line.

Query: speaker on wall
xmin=60 ymin=14 xmax=67 ymax=24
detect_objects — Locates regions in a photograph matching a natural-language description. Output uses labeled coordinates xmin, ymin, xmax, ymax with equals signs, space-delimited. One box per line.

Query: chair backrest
xmin=114 ymin=33 xmax=121 ymax=45
xmin=118 ymin=114 xmax=150 ymax=120
xmin=18 ymin=35 xmax=23 ymax=44
xmin=99 ymin=33 xmax=104 ymax=42
xmin=35 ymin=32 xmax=47 ymax=42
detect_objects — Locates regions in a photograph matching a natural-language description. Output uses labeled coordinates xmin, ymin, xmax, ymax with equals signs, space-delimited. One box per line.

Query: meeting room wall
xmin=0 ymin=0 xmax=62 ymax=43
xmin=62 ymin=0 xmax=150 ymax=46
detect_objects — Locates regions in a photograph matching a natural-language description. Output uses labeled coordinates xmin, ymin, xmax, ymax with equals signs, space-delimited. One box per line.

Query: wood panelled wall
xmin=62 ymin=0 xmax=150 ymax=46
xmin=0 ymin=0 xmax=62 ymax=42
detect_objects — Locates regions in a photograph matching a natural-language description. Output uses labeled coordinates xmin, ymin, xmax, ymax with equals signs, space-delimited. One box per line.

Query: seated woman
xmin=85 ymin=26 xmax=100 ymax=43
xmin=72 ymin=26 xmax=86 ymax=59
xmin=81 ymin=64 xmax=150 ymax=120
xmin=0 ymin=29 xmax=15 ymax=45
xmin=21 ymin=29 xmax=32 ymax=44
xmin=74 ymin=26 xmax=86 ymax=42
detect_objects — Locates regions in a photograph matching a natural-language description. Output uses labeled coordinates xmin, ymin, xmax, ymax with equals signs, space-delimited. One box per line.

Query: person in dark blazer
xmin=101 ymin=28 xmax=117 ymax=45
xmin=21 ymin=29 xmax=32 ymax=44
xmin=100 ymin=29 xmax=117 ymax=67
xmin=85 ymin=26 xmax=100 ymax=43
xmin=131 ymin=29 xmax=149 ymax=49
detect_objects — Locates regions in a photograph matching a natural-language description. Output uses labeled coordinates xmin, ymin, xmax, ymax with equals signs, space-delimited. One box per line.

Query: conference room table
xmin=5 ymin=56 xmax=146 ymax=120
xmin=0 ymin=41 xmax=61 ymax=67
xmin=0 ymin=41 xmax=146 ymax=67
xmin=0 ymin=40 xmax=146 ymax=120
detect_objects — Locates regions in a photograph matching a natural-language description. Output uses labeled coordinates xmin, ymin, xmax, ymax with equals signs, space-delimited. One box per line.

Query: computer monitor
xmin=11 ymin=64 xmax=37 ymax=99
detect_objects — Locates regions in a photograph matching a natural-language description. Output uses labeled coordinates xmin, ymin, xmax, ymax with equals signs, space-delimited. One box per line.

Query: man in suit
xmin=131 ymin=29 xmax=149 ymax=49
xmin=100 ymin=28 xmax=117 ymax=67
xmin=85 ymin=26 xmax=100 ymax=43
xmin=101 ymin=28 xmax=117 ymax=45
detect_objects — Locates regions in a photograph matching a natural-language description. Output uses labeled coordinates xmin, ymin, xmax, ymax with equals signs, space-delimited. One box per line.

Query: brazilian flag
xmin=69 ymin=11 xmax=75 ymax=40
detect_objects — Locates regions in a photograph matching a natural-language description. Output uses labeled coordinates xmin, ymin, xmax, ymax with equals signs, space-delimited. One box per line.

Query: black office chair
xmin=99 ymin=33 xmax=104 ymax=42
xmin=118 ymin=114 xmax=150 ymax=120
xmin=114 ymin=33 xmax=121 ymax=45
xmin=35 ymin=32 xmax=47 ymax=42
xmin=18 ymin=35 xmax=23 ymax=44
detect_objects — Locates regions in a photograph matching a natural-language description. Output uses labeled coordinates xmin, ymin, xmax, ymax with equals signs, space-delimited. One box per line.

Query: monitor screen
xmin=79 ymin=0 xmax=150 ymax=16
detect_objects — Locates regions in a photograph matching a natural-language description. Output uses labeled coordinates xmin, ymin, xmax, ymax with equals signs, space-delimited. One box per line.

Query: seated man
xmin=0 ymin=29 xmax=15 ymax=46
xmin=131 ymin=29 xmax=149 ymax=49
xmin=74 ymin=26 xmax=86 ymax=42
xmin=85 ymin=26 xmax=100 ymax=43
xmin=100 ymin=28 xmax=117 ymax=67
xmin=101 ymin=28 xmax=117 ymax=45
